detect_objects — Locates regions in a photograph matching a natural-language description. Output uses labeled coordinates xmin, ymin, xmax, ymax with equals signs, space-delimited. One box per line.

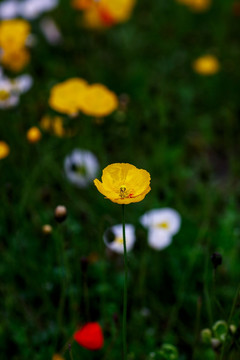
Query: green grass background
xmin=1 ymin=0 xmax=240 ymax=358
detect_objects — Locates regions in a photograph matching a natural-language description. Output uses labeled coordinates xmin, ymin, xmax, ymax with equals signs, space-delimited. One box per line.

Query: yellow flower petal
xmin=49 ymin=78 xmax=88 ymax=115
xmin=80 ymin=84 xmax=118 ymax=117
xmin=94 ymin=163 xmax=151 ymax=204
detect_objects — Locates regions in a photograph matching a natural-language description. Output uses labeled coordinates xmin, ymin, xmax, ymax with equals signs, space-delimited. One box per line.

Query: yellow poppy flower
xmin=0 ymin=141 xmax=10 ymax=159
xmin=80 ymin=84 xmax=118 ymax=117
xmin=0 ymin=19 xmax=30 ymax=51
xmin=192 ymin=55 xmax=220 ymax=75
xmin=94 ymin=163 xmax=151 ymax=204
xmin=49 ymin=78 xmax=88 ymax=115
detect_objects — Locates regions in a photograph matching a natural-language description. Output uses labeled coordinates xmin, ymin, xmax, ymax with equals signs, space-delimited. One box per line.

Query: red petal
xmin=74 ymin=322 xmax=104 ymax=350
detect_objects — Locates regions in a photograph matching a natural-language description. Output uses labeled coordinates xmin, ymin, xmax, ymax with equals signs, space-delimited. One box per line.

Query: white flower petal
xmin=103 ymin=224 xmax=136 ymax=254
xmin=140 ymin=208 xmax=181 ymax=235
xmin=148 ymin=228 xmax=172 ymax=250
xmin=13 ymin=74 xmax=33 ymax=93
xmin=40 ymin=17 xmax=62 ymax=45
xmin=0 ymin=0 xmax=19 ymax=19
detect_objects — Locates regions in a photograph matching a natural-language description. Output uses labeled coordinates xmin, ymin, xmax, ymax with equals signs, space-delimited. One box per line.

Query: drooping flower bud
xmin=54 ymin=205 xmax=67 ymax=223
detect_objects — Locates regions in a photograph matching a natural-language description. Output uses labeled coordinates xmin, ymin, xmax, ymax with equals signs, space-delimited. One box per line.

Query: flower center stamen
xmin=120 ymin=185 xmax=127 ymax=198
xmin=0 ymin=90 xmax=10 ymax=101
xmin=115 ymin=237 xmax=123 ymax=244
xmin=156 ymin=222 xmax=169 ymax=229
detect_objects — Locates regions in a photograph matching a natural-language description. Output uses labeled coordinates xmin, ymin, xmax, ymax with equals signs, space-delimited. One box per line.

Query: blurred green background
xmin=1 ymin=0 xmax=240 ymax=359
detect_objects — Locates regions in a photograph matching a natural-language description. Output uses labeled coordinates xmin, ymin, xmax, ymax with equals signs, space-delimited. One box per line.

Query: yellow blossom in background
xmin=0 ymin=19 xmax=31 ymax=71
xmin=80 ymin=84 xmax=118 ymax=117
xmin=49 ymin=78 xmax=88 ymax=115
xmin=79 ymin=0 xmax=136 ymax=28
xmin=94 ymin=163 xmax=151 ymax=204
xmin=49 ymin=78 xmax=118 ymax=117
xmin=192 ymin=55 xmax=220 ymax=75
xmin=26 ymin=127 xmax=42 ymax=143
xmin=0 ymin=141 xmax=10 ymax=159
xmin=0 ymin=19 xmax=30 ymax=50
xmin=1 ymin=48 xmax=30 ymax=72
xmin=40 ymin=115 xmax=75 ymax=137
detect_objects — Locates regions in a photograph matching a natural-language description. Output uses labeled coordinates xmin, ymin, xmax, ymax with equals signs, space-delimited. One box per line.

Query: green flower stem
xmin=122 ymin=204 xmax=128 ymax=360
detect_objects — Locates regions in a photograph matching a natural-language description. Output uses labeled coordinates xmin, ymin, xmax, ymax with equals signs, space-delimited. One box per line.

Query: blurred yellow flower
xmin=0 ymin=19 xmax=30 ymax=51
xmin=192 ymin=55 xmax=220 ymax=75
xmin=49 ymin=78 xmax=88 ymax=115
xmin=94 ymin=163 xmax=151 ymax=204
xmin=49 ymin=78 xmax=118 ymax=117
xmin=0 ymin=141 xmax=10 ymax=159
xmin=80 ymin=84 xmax=118 ymax=117
xmin=80 ymin=0 xmax=136 ymax=28
xmin=1 ymin=48 xmax=30 ymax=72
xmin=40 ymin=115 xmax=75 ymax=137
xmin=26 ymin=127 xmax=42 ymax=143
xmin=0 ymin=19 xmax=31 ymax=71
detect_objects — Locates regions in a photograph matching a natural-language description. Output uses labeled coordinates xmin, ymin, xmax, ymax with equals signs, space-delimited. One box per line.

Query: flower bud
xmin=26 ymin=127 xmax=42 ymax=143
xmin=42 ymin=224 xmax=52 ymax=235
xmin=211 ymin=252 xmax=222 ymax=269
xmin=229 ymin=324 xmax=237 ymax=334
xmin=201 ymin=328 xmax=212 ymax=344
xmin=54 ymin=205 xmax=67 ymax=223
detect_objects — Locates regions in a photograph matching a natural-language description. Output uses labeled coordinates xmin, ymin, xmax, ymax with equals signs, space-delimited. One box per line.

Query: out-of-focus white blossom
xmin=64 ymin=149 xmax=99 ymax=188
xmin=0 ymin=0 xmax=59 ymax=20
xmin=140 ymin=208 xmax=181 ymax=250
xmin=103 ymin=224 xmax=136 ymax=254
xmin=0 ymin=72 xmax=33 ymax=109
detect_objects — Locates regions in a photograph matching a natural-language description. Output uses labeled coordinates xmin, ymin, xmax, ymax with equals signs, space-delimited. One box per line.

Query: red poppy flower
xmin=74 ymin=322 xmax=104 ymax=350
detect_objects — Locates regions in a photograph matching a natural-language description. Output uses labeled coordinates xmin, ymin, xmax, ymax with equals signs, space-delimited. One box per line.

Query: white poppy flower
xmin=140 ymin=208 xmax=181 ymax=250
xmin=0 ymin=78 xmax=19 ymax=109
xmin=0 ymin=0 xmax=19 ymax=19
xmin=140 ymin=208 xmax=181 ymax=235
xmin=103 ymin=224 xmax=136 ymax=254
xmin=64 ymin=149 xmax=99 ymax=188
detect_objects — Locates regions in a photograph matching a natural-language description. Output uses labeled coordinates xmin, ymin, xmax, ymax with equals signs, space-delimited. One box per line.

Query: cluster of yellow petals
xmin=40 ymin=115 xmax=75 ymax=137
xmin=0 ymin=19 xmax=31 ymax=71
xmin=176 ymin=0 xmax=211 ymax=12
xmin=0 ymin=141 xmax=10 ymax=159
xmin=192 ymin=55 xmax=220 ymax=75
xmin=72 ymin=0 xmax=136 ymax=28
xmin=49 ymin=78 xmax=118 ymax=117
xmin=94 ymin=163 xmax=151 ymax=204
